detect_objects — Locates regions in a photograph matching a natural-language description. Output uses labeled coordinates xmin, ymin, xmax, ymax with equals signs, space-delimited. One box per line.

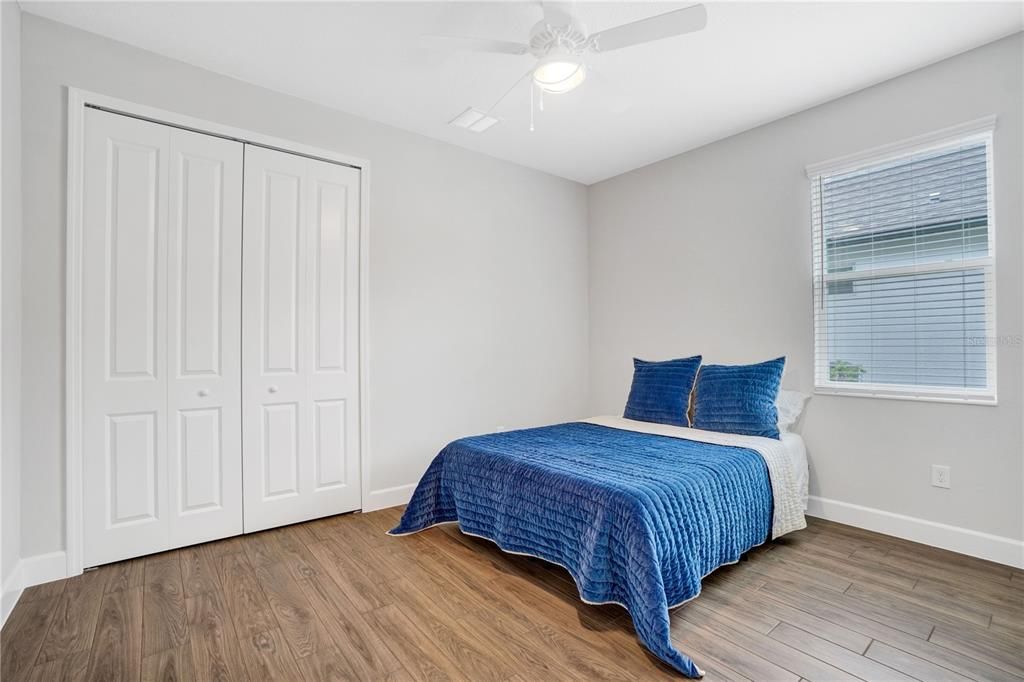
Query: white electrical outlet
xmin=931 ymin=465 xmax=951 ymax=489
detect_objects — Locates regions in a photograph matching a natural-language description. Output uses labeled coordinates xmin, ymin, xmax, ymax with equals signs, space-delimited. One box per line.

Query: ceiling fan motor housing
xmin=529 ymin=17 xmax=589 ymax=57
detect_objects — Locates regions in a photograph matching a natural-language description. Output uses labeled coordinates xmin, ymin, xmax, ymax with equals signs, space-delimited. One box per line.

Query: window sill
xmin=814 ymin=385 xmax=997 ymax=406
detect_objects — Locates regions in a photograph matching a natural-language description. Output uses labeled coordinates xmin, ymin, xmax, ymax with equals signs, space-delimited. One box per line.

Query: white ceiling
xmin=23 ymin=1 xmax=1023 ymax=184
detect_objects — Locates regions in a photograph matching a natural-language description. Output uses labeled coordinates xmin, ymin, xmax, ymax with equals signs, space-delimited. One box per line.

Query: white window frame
xmin=807 ymin=117 xmax=998 ymax=405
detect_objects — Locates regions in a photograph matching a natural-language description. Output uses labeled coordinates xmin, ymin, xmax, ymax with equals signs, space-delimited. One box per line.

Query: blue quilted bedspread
xmin=390 ymin=422 xmax=773 ymax=678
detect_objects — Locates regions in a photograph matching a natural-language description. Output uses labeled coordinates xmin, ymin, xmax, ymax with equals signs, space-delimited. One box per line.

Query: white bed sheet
xmin=582 ymin=416 xmax=808 ymax=538
xmin=779 ymin=430 xmax=809 ymax=511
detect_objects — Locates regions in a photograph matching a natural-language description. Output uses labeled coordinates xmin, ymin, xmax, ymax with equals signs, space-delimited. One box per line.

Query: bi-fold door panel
xmin=166 ymin=125 xmax=244 ymax=549
xmin=241 ymin=145 xmax=361 ymax=532
xmin=82 ymin=108 xmax=244 ymax=567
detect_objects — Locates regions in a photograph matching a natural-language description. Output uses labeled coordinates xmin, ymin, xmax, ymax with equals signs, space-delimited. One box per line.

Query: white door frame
xmin=65 ymin=87 xmax=372 ymax=577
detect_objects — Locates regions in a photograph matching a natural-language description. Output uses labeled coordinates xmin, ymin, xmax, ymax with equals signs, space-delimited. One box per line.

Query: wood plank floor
xmin=3 ymin=509 xmax=1022 ymax=681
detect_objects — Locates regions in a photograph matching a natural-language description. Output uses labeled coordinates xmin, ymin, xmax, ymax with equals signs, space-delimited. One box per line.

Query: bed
xmin=390 ymin=415 xmax=808 ymax=678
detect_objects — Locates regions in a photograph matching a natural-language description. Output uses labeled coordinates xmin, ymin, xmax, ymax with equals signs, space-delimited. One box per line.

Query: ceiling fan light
xmin=533 ymin=56 xmax=586 ymax=94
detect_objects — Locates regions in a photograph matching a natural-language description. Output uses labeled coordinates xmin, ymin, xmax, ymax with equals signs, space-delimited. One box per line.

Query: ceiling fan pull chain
xmin=529 ymin=83 xmax=535 ymax=132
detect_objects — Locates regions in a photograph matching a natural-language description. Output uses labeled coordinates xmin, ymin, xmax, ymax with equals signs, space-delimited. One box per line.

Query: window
xmin=810 ymin=121 xmax=996 ymax=403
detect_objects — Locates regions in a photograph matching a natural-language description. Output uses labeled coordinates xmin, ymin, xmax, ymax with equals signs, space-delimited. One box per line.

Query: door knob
xmin=197 ymin=389 xmax=210 ymax=397
xmin=268 ymin=386 xmax=279 ymax=394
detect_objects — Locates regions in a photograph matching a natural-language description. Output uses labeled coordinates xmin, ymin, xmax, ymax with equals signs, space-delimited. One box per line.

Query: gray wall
xmin=588 ymin=34 xmax=1023 ymax=541
xmin=2 ymin=0 xmax=22 ymax=587
xmin=19 ymin=14 xmax=590 ymax=558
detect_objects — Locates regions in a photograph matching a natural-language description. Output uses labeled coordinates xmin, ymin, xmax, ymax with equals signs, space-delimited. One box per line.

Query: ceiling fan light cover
xmin=533 ymin=56 xmax=586 ymax=94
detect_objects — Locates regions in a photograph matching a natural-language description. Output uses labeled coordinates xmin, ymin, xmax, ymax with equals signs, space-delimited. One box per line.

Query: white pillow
xmin=776 ymin=389 xmax=809 ymax=432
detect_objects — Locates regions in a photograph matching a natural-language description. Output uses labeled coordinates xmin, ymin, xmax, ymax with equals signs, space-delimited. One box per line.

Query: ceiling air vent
xmin=448 ymin=107 xmax=500 ymax=133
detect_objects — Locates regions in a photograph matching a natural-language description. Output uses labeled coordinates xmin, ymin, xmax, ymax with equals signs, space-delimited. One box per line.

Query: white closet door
xmin=166 ymin=127 xmax=244 ymax=547
xmin=82 ymin=108 xmax=243 ymax=566
xmin=241 ymin=145 xmax=361 ymax=532
xmin=82 ymin=109 xmax=170 ymax=566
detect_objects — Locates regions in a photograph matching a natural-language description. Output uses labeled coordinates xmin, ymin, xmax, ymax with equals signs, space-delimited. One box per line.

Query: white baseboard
xmin=1 ymin=550 xmax=69 ymax=627
xmin=23 ymin=551 xmax=69 ymax=586
xmin=807 ymin=495 xmax=1024 ymax=569
xmin=362 ymin=484 xmax=415 ymax=512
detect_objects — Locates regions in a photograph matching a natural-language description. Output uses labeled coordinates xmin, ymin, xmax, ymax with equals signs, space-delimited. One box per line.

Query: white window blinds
xmin=810 ymin=123 xmax=996 ymax=403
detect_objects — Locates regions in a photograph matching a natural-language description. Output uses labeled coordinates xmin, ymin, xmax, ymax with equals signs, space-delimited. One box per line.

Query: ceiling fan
xmin=423 ymin=2 xmax=708 ymax=131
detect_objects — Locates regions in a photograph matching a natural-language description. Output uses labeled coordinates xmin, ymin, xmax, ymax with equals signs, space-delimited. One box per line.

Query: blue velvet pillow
xmin=692 ymin=357 xmax=786 ymax=439
xmin=623 ymin=356 xmax=702 ymax=427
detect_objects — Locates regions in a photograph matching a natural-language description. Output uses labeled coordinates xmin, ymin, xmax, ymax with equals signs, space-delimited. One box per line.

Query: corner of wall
xmin=1 ymin=551 xmax=69 ymax=627
xmin=1 ymin=562 xmax=22 ymax=626
xmin=1 ymin=0 xmax=25 ymax=627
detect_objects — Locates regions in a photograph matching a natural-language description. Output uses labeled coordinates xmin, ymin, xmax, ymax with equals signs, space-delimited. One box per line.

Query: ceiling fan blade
xmin=418 ymin=35 xmax=529 ymax=55
xmin=589 ymin=4 xmax=707 ymax=53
